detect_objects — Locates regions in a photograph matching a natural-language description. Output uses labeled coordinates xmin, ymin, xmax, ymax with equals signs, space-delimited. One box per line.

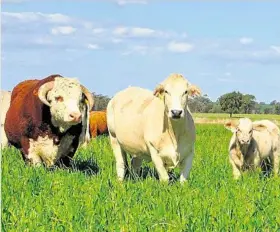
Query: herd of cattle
xmin=1 ymin=73 xmax=279 ymax=182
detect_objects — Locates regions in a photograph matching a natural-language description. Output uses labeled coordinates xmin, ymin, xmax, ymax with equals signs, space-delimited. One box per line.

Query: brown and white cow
xmin=4 ymin=74 xmax=94 ymax=167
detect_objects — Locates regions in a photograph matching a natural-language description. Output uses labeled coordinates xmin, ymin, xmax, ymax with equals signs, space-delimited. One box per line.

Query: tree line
xmin=189 ymin=92 xmax=280 ymax=117
xmin=92 ymin=91 xmax=280 ymax=117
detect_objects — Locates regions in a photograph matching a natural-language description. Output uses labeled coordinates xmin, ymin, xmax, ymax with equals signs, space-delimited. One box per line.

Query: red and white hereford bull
xmin=4 ymin=74 xmax=94 ymax=167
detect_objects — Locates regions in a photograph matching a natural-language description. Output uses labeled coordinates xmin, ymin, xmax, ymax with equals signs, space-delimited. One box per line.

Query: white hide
xmin=1 ymin=90 xmax=11 ymax=148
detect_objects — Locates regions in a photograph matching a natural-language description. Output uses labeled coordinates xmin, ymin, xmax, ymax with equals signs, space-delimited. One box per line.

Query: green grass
xmin=2 ymin=124 xmax=280 ymax=231
xmin=193 ymin=113 xmax=280 ymax=124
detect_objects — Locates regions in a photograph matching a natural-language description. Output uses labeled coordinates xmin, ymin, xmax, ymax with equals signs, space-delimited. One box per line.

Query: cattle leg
xmin=21 ymin=137 xmax=43 ymax=167
xmin=179 ymin=153 xmax=194 ymax=183
xmin=25 ymin=151 xmax=43 ymax=167
xmin=271 ymin=151 xmax=280 ymax=177
xmin=131 ymin=157 xmax=142 ymax=177
xmin=148 ymin=146 xmax=169 ymax=182
xmin=229 ymin=158 xmax=241 ymax=179
xmin=110 ymin=136 xmax=128 ymax=181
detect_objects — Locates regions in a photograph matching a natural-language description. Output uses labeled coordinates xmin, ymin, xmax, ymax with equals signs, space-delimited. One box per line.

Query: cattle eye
xmin=249 ymin=129 xmax=253 ymax=133
xmin=164 ymin=90 xmax=169 ymax=94
xmin=184 ymin=90 xmax=188 ymax=95
xmin=55 ymin=96 xmax=64 ymax=102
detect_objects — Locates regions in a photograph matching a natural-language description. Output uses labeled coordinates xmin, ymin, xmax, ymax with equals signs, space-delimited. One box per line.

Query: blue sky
xmin=2 ymin=1 xmax=280 ymax=103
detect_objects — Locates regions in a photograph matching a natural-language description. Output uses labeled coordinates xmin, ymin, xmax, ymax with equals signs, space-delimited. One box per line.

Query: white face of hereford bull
xmin=38 ymin=77 xmax=94 ymax=132
xmin=153 ymin=74 xmax=201 ymax=120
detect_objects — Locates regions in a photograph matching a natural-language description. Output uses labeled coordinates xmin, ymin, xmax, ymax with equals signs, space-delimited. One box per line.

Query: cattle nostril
xmin=171 ymin=110 xmax=183 ymax=118
xmin=69 ymin=112 xmax=81 ymax=122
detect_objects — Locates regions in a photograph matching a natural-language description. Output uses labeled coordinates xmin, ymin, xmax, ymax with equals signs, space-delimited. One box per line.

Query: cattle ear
xmin=253 ymin=123 xmax=267 ymax=132
xmin=188 ymin=85 xmax=201 ymax=97
xmin=81 ymin=85 xmax=94 ymax=110
xmin=224 ymin=121 xmax=238 ymax=132
xmin=153 ymin=84 xmax=165 ymax=100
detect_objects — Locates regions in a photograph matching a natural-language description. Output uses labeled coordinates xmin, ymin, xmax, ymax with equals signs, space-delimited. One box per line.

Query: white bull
xmin=107 ymin=73 xmax=201 ymax=183
xmin=225 ymin=118 xmax=280 ymax=179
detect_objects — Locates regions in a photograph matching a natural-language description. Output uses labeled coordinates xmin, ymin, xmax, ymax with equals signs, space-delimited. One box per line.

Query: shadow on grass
xmin=259 ymin=158 xmax=274 ymax=180
xmin=50 ymin=158 xmax=100 ymax=176
xmin=124 ymin=166 xmax=179 ymax=184
xmin=70 ymin=159 xmax=100 ymax=176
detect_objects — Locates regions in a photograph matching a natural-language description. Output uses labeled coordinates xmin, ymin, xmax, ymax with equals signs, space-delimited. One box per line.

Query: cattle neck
xmin=235 ymin=136 xmax=251 ymax=158
xmin=164 ymin=109 xmax=188 ymax=143
xmin=41 ymin=105 xmax=78 ymax=143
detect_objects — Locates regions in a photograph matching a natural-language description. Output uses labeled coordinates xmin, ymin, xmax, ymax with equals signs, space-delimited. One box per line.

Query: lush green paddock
xmin=193 ymin=113 xmax=280 ymax=122
xmin=2 ymin=124 xmax=280 ymax=231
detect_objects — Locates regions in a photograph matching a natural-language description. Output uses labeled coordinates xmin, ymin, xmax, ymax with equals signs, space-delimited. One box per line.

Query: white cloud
xmin=211 ymin=48 xmax=280 ymax=65
xmin=3 ymin=0 xmax=149 ymax=4
xmin=270 ymin=45 xmax=280 ymax=54
xmin=34 ymin=37 xmax=53 ymax=45
xmin=167 ymin=41 xmax=194 ymax=53
xmin=224 ymin=72 xmax=231 ymax=76
xmin=123 ymin=45 xmax=148 ymax=55
xmin=92 ymin=28 xmax=106 ymax=34
xmin=2 ymin=11 xmax=190 ymax=56
xmin=2 ymin=0 xmax=29 ymax=3
xmin=2 ymin=11 xmax=188 ymax=53
xmin=239 ymin=37 xmax=253 ymax=45
xmin=51 ymin=26 xmax=76 ymax=35
xmin=113 ymin=27 xmax=129 ymax=36
xmin=2 ymin=12 xmax=71 ymax=24
xmin=130 ymin=27 xmax=155 ymax=37
xmin=87 ymin=43 xmax=101 ymax=50
xmin=116 ymin=0 xmax=147 ymax=5
xmin=112 ymin=38 xmax=123 ymax=44
xmin=112 ymin=26 xmax=160 ymax=38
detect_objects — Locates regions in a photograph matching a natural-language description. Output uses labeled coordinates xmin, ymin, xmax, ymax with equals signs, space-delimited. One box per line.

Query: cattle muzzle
xmin=69 ymin=112 xmax=82 ymax=123
xmin=171 ymin=109 xmax=183 ymax=119
xmin=240 ymin=139 xmax=250 ymax=145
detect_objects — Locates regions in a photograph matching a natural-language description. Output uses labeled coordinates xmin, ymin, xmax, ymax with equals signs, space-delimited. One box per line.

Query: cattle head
xmin=38 ymin=77 xmax=94 ymax=132
xmin=153 ymin=73 xmax=201 ymax=120
xmin=225 ymin=118 xmax=254 ymax=146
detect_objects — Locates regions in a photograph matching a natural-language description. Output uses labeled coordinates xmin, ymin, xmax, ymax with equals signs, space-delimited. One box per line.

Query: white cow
xmin=1 ymin=90 xmax=11 ymax=148
xmin=107 ymin=73 xmax=201 ymax=183
xmin=225 ymin=118 xmax=280 ymax=179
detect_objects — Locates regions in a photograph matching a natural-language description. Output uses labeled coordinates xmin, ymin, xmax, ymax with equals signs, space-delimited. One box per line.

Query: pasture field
xmin=2 ymin=124 xmax=280 ymax=231
xmin=194 ymin=113 xmax=280 ymax=125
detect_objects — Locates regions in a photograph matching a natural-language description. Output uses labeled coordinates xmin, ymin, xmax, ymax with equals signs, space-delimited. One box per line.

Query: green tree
xmin=209 ymin=103 xmax=223 ymax=113
xmin=270 ymin=100 xmax=277 ymax=105
xmin=188 ymin=95 xmax=213 ymax=113
xmin=218 ymin=91 xmax=243 ymax=117
xmin=264 ymin=107 xmax=273 ymax=114
xmin=275 ymin=104 xmax=280 ymax=115
xmin=241 ymin=94 xmax=256 ymax=114
xmin=92 ymin=92 xmax=111 ymax=111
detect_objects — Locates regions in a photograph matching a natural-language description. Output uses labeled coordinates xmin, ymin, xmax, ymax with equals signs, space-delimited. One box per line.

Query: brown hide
xmin=89 ymin=110 xmax=108 ymax=138
xmin=4 ymin=74 xmax=83 ymax=165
